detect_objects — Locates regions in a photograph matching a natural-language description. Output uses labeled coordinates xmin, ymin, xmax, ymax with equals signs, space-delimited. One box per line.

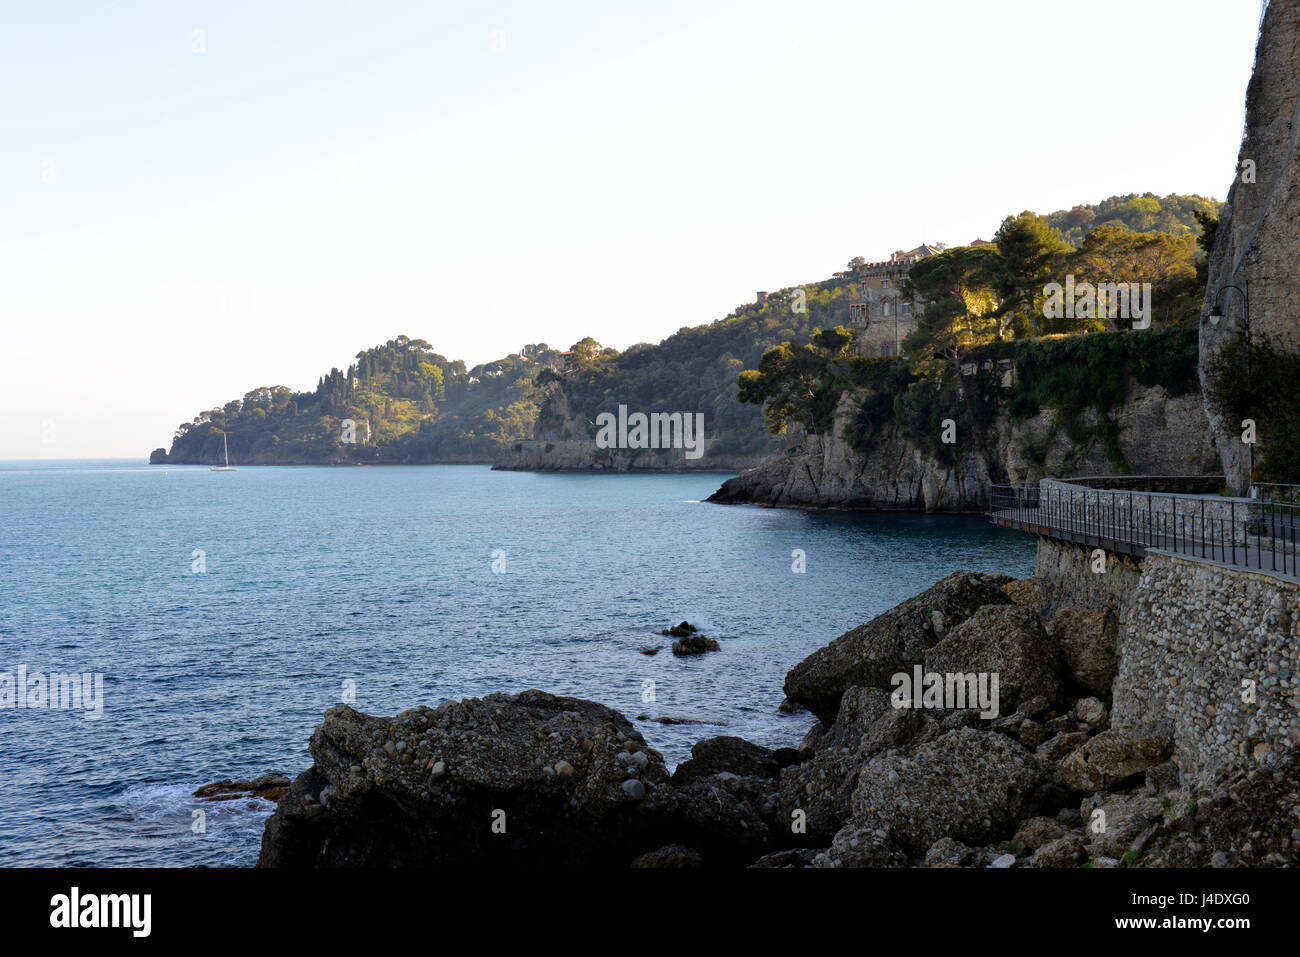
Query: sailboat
xmin=211 ymin=433 xmax=237 ymax=471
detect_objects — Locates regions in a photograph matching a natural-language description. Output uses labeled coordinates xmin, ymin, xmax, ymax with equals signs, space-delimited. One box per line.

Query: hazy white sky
xmin=0 ymin=0 xmax=1264 ymax=458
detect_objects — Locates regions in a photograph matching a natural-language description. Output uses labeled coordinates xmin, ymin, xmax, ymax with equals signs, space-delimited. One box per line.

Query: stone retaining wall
xmin=1036 ymin=536 xmax=1300 ymax=783
xmin=1113 ymin=551 xmax=1300 ymax=782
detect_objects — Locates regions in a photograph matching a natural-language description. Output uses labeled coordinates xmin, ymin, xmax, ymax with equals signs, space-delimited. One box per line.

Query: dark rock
xmin=783 ymin=571 xmax=1014 ymax=725
xmin=1135 ymin=754 xmax=1300 ymax=866
xmin=850 ymin=728 xmax=1054 ymax=856
xmin=924 ymin=836 xmax=975 ymax=868
xmin=1059 ymin=731 xmax=1173 ymax=792
xmin=194 ymin=774 xmax=291 ymax=802
xmin=148 ymin=447 xmax=168 ymax=465
xmin=1028 ymin=834 xmax=1087 ymax=868
xmin=1012 ymin=816 xmax=1067 ymax=852
xmin=258 ymin=691 xmax=674 ymax=867
xmin=630 ymin=844 xmax=702 ymax=868
xmin=924 ymin=604 xmax=1065 ymax=714
xmin=661 ymin=621 xmax=697 ymax=638
xmin=1081 ymin=790 xmax=1163 ymax=860
xmin=749 ymin=847 xmax=821 ymax=868
xmin=644 ymin=771 xmax=779 ymax=862
xmin=672 ymin=736 xmax=780 ymax=785
xmin=671 ymin=635 xmax=720 ymax=656
xmin=1046 ymin=605 xmax=1119 ymax=695
xmin=1040 ymin=733 xmax=1092 ymax=764
xmin=811 ymin=824 xmax=908 ymax=868
xmin=1001 ymin=577 xmax=1053 ymax=618
xmin=771 ymin=747 xmax=800 ymax=769
xmin=1145 ymin=761 xmax=1181 ymax=794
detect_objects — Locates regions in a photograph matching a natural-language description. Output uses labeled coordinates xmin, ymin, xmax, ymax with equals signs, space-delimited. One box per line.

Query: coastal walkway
xmin=988 ymin=476 xmax=1300 ymax=581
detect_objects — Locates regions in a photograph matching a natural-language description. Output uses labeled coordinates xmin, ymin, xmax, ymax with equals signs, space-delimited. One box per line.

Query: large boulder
xmin=258 ymin=691 xmax=675 ymax=867
xmin=776 ymin=687 xmax=975 ymax=843
xmin=1081 ymin=790 xmax=1163 ymax=861
xmin=1001 ymin=577 xmax=1053 ymax=618
xmin=923 ymin=605 xmax=1065 ymax=714
xmin=1059 ymin=731 xmax=1173 ymax=792
xmin=1046 ymin=605 xmax=1119 ymax=695
xmin=850 ymin=728 xmax=1054 ymax=855
xmin=644 ymin=771 xmax=780 ymax=862
xmin=783 ymin=572 xmax=1014 ymax=725
xmin=810 ymin=824 xmax=908 ymax=868
xmin=671 ymin=735 xmax=782 ymax=785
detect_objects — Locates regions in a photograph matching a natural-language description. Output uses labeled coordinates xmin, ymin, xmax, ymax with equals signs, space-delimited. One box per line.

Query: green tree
xmin=737 ymin=327 xmax=857 ymax=435
xmin=993 ymin=212 xmax=1071 ymax=338
xmin=902 ymin=245 xmax=1003 ymax=376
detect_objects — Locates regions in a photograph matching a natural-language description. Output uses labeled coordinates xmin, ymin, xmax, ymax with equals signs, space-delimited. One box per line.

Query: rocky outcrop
xmin=1201 ymin=0 xmax=1300 ymax=492
xmin=258 ymin=691 xmax=677 ymax=867
xmin=708 ymin=382 xmax=1218 ymax=511
xmin=257 ymin=690 xmax=796 ymax=868
xmin=782 ymin=571 xmax=1014 ymax=725
xmin=257 ymin=562 xmax=1298 ymax=868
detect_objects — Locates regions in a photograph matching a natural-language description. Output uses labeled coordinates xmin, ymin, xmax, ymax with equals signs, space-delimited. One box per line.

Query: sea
xmin=0 ymin=460 xmax=1034 ymax=866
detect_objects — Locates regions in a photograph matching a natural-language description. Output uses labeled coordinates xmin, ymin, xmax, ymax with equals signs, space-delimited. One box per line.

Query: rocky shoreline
xmin=253 ymin=570 xmax=1300 ymax=868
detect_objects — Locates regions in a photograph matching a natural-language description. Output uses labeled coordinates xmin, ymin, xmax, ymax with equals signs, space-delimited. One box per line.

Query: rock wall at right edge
xmin=1201 ymin=0 xmax=1300 ymax=493
xmin=1113 ymin=552 xmax=1300 ymax=783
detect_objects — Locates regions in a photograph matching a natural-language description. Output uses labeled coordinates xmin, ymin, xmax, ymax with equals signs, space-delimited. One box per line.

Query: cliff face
xmin=1201 ymin=0 xmax=1300 ymax=491
xmin=708 ymin=383 xmax=1219 ymax=512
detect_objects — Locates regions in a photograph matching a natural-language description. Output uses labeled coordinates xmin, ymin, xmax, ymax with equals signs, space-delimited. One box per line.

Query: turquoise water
xmin=0 ymin=460 xmax=1034 ymax=866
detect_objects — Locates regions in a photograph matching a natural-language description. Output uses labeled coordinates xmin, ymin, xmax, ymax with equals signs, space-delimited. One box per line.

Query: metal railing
xmin=1254 ymin=483 xmax=1300 ymax=507
xmin=989 ymin=482 xmax=1300 ymax=579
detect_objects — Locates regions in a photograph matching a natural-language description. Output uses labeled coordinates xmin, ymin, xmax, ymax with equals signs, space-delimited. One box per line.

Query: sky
xmin=0 ymin=0 xmax=1266 ymax=458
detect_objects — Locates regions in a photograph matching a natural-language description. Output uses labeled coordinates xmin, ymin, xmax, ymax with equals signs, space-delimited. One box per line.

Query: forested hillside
xmin=158 ymin=337 xmax=553 ymax=464
xmin=153 ymin=192 xmax=1222 ymax=467
xmin=1043 ymin=193 xmax=1220 ymax=246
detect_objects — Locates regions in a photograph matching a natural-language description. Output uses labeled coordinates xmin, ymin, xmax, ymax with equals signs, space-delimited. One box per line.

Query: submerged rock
xmin=194 ymin=774 xmax=290 ymax=802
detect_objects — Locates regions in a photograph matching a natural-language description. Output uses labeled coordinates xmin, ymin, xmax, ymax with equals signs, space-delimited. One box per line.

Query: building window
xmin=881 ymin=279 xmax=891 ymax=289
xmin=882 ymin=300 xmax=892 ymax=317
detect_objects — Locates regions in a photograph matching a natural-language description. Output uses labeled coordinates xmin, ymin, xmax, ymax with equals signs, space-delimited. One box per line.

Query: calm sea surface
xmin=0 ymin=460 xmax=1034 ymax=866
